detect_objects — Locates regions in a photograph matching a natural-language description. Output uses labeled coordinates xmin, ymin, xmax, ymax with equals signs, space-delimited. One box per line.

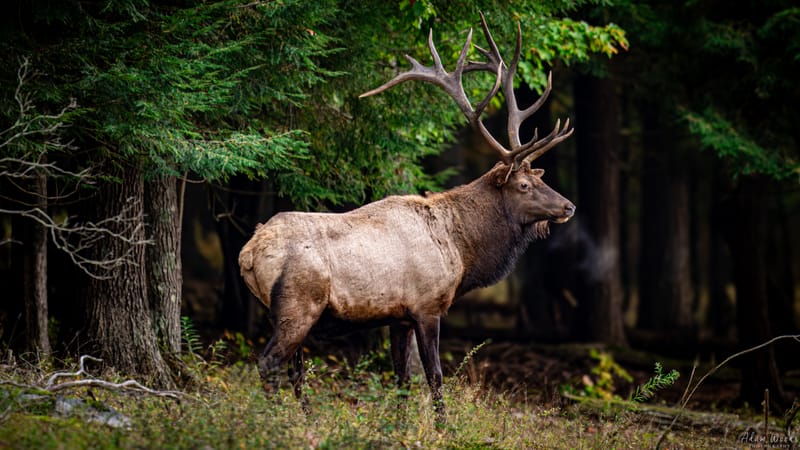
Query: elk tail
xmin=238 ymin=243 xmax=270 ymax=308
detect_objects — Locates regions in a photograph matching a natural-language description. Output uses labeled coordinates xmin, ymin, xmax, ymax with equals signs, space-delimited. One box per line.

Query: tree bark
xmin=573 ymin=72 xmax=627 ymax=345
xmin=728 ymin=177 xmax=786 ymax=408
xmin=637 ymin=105 xmax=694 ymax=332
xmin=85 ymin=164 xmax=172 ymax=387
xmin=23 ymin=166 xmax=51 ymax=356
xmin=767 ymin=191 xmax=797 ymax=368
xmin=709 ymin=164 xmax=735 ymax=339
xmin=145 ymin=175 xmax=182 ymax=354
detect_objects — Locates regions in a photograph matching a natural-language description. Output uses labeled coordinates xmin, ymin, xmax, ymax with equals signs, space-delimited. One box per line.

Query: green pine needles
xmin=630 ymin=362 xmax=680 ymax=403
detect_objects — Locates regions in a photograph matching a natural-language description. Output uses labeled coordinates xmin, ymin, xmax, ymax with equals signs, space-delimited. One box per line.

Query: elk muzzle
xmin=552 ymin=202 xmax=576 ymax=223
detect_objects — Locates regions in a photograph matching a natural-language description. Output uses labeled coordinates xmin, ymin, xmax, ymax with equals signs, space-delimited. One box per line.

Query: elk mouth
xmin=550 ymin=204 xmax=575 ymax=224
xmin=550 ymin=216 xmax=572 ymax=224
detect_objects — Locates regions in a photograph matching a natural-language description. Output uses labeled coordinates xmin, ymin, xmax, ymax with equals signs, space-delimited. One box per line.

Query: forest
xmin=1 ymin=0 xmax=799 ymax=448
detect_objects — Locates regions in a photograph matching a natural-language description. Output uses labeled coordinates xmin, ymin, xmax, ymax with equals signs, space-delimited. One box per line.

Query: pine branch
xmin=630 ymin=362 xmax=679 ymax=403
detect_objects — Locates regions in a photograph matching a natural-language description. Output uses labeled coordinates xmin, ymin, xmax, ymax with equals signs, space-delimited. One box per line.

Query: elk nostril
xmin=565 ymin=203 xmax=576 ymax=215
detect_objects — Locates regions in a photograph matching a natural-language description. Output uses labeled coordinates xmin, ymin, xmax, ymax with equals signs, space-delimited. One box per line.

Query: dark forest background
xmin=1 ymin=0 xmax=798 ymax=412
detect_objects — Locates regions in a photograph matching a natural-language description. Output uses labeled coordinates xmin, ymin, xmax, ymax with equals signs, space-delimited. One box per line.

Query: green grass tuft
xmin=0 ymin=351 xmax=727 ymax=449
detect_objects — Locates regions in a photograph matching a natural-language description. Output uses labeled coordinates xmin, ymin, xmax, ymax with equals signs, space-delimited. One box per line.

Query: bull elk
xmin=239 ymin=13 xmax=575 ymax=420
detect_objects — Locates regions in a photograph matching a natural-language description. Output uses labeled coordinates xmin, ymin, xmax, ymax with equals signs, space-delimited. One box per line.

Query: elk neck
xmin=428 ymin=170 xmax=539 ymax=297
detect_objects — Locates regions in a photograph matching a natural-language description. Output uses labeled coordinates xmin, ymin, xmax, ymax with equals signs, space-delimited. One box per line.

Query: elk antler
xmin=360 ymin=13 xmax=573 ymax=172
xmin=359 ymin=27 xmax=504 ymax=156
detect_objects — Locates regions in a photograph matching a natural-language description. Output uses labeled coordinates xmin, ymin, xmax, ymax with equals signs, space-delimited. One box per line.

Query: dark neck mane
xmin=428 ymin=170 xmax=541 ymax=297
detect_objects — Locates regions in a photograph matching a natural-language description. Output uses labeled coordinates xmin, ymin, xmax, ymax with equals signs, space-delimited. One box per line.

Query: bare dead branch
xmin=1 ymin=58 xmax=77 ymax=150
xmin=655 ymin=334 xmax=800 ymax=449
xmin=0 ymin=58 xmax=76 ymax=148
xmin=1 ymin=355 xmax=185 ymax=402
xmin=0 ymin=155 xmax=90 ymax=181
xmin=0 ymin=59 xmax=83 ymax=201
xmin=0 ymin=204 xmax=151 ymax=279
xmin=47 ymin=379 xmax=183 ymax=399
xmin=41 ymin=356 xmax=184 ymax=399
xmin=678 ymin=357 xmax=699 ymax=407
xmin=45 ymin=355 xmax=102 ymax=388
xmin=0 ymin=58 xmax=148 ymax=279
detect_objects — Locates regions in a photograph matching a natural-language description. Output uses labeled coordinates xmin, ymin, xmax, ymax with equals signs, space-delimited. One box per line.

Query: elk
xmin=238 ymin=13 xmax=575 ymax=420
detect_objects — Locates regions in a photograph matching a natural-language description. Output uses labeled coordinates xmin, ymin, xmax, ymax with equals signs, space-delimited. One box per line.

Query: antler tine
xmin=359 ymin=13 xmax=573 ymax=171
xmin=502 ymin=28 xmax=568 ymax=169
xmin=468 ymin=14 xmax=572 ymax=170
xmin=469 ymin=14 xmax=548 ymax=168
xmin=472 ymin=63 xmax=510 ymax=162
xmin=523 ymin=72 xmax=553 ymax=126
xmin=463 ymin=12 xmax=525 ymax=165
xmin=360 ymin=28 xmax=476 ymax=118
xmin=503 ymin=21 xmax=525 ymax=151
xmin=519 ymin=117 xmax=574 ymax=165
xmin=359 ymin=29 xmax=461 ymax=104
xmin=360 ymin=22 xmax=510 ymax=164
xmin=465 ymin=11 xmax=504 ymax=74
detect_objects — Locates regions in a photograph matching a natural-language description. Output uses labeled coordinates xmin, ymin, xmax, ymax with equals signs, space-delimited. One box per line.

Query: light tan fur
xmin=241 ymin=193 xmax=464 ymax=316
xmin=240 ymin=162 xmax=575 ymax=332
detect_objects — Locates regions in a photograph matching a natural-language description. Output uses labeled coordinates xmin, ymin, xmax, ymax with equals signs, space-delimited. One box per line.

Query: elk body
xmin=239 ymin=13 xmax=575 ymax=420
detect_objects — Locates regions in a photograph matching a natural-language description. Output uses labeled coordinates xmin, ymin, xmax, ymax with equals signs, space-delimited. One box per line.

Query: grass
xmin=0 ymin=352 xmax=734 ymax=449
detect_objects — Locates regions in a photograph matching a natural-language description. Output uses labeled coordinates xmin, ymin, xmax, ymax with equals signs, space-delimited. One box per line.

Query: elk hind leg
xmin=389 ymin=321 xmax=415 ymax=392
xmin=412 ymin=317 xmax=444 ymax=424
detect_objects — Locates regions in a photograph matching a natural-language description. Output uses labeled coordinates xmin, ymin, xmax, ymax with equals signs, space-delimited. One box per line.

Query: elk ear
xmin=491 ymin=164 xmax=514 ymax=187
xmin=531 ymin=168 xmax=545 ymax=177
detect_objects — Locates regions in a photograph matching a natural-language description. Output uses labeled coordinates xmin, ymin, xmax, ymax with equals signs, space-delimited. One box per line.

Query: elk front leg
xmin=413 ymin=316 xmax=444 ymax=424
xmin=389 ymin=322 xmax=415 ymax=390
xmin=288 ymin=347 xmax=310 ymax=412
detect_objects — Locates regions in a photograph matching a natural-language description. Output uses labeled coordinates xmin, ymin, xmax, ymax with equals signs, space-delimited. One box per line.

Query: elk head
xmin=495 ymin=163 xmax=575 ymax=236
xmin=360 ymin=13 xmax=575 ymax=232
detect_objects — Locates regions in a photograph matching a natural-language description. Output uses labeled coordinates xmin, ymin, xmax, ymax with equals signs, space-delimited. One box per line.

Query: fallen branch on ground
xmin=563 ymin=391 xmax=756 ymax=435
xmin=1 ymin=355 xmax=186 ymax=400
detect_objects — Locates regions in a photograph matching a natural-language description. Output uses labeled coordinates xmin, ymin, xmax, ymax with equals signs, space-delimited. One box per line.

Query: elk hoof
xmin=433 ymin=401 xmax=446 ymax=428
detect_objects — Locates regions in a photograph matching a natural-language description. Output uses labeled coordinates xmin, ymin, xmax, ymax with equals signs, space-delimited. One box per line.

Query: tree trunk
xmin=85 ymin=164 xmax=172 ymax=387
xmin=767 ymin=190 xmax=797 ymax=369
xmin=23 ymin=167 xmax=51 ymax=356
xmin=573 ymin=72 xmax=627 ymax=345
xmin=145 ymin=175 xmax=182 ymax=354
xmin=709 ymin=164 xmax=734 ymax=339
xmin=728 ymin=177 xmax=786 ymax=408
xmin=637 ymin=105 xmax=694 ymax=332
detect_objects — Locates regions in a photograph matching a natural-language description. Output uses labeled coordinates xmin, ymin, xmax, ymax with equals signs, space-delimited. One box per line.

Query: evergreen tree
xmin=0 ymin=0 xmax=627 ymax=381
xmin=613 ymin=0 xmax=799 ymax=407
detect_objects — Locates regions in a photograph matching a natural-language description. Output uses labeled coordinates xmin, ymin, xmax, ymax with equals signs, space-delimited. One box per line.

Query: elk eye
xmin=520 ymin=182 xmax=529 ymax=191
